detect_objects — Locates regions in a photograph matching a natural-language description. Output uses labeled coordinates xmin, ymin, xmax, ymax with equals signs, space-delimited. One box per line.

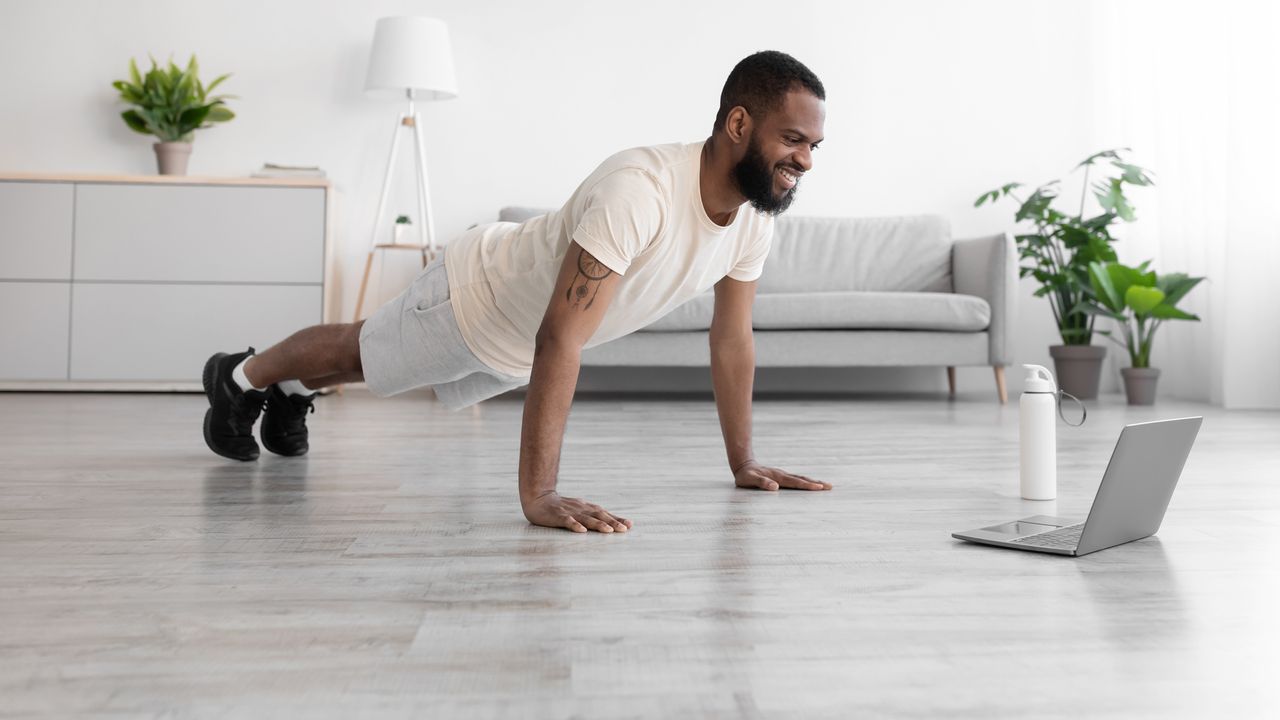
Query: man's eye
xmin=811 ymin=143 xmax=821 ymax=151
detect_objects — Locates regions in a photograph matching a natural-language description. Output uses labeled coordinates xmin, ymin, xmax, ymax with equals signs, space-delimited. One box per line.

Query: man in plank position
xmin=201 ymin=50 xmax=832 ymax=532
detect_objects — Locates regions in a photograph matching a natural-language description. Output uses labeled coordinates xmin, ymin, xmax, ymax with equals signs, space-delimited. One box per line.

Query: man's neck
xmin=700 ymin=137 xmax=745 ymax=227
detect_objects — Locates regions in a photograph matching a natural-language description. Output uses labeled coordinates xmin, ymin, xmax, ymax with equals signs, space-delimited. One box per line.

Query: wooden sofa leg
xmin=946 ymin=366 xmax=956 ymax=397
xmin=994 ymin=366 xmax=1008 ymax=405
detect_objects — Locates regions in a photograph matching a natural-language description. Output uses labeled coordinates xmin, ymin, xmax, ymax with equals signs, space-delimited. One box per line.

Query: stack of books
xmin=251 ymin=163 xmax=327 ymax=179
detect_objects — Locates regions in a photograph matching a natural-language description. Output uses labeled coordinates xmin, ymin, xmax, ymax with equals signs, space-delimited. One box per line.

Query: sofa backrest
xmin=495 ymin=208 xmax=953 ymax=293
xmin=762 ymin=215 xmax=952 ymax=293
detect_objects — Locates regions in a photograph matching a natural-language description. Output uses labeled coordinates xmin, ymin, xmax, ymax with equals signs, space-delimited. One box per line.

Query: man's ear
xmin=725 ymin=106 xmax=752 ymax=145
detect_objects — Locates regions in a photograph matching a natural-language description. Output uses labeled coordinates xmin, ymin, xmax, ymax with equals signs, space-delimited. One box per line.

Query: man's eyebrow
xmin=783 ymin=128 xmax=824 ymax=144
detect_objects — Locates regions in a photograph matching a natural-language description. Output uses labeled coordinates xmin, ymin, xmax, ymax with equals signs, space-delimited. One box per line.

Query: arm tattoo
xmin=565 ymin=248 xmax=613 ymax=311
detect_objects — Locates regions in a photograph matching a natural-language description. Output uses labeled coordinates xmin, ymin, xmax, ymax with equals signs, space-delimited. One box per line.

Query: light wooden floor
xmin=1 ymin=388 xmax=1277 ymax=719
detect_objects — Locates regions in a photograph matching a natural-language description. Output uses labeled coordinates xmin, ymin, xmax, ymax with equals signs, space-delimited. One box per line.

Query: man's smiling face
xmin=732 ymin=88 xmax=826 ymax=216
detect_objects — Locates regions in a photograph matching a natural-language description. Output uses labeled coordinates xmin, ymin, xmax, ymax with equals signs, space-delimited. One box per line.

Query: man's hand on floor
xmin=733 ymin=461 xmax=832 ymax=491
xmin=522 ymin=492 xmax=632 ymax=533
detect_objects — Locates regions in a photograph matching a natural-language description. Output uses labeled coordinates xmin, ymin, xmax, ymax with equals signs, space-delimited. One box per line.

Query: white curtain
xmin=1088 ymin=0 xmax=1280 ymax=408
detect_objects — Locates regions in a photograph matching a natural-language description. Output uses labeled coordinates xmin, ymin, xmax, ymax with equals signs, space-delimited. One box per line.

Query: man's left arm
xmin=709 ymin=276 xmax=832 ymax=492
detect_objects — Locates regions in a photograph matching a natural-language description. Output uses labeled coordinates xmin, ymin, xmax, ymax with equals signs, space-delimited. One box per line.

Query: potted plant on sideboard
xmin=112 ymin=55 xmax=235 ymax=175
xmin=1075 ymin=260 xmax=1205 ymax=405
xmin=976 ymin=149 xmax=1154 ymax=399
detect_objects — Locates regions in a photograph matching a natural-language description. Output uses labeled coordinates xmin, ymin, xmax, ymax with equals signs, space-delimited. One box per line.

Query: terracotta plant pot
xmin=153 ymin=141 xmax=192 ymax=176
xmin=1049 ymin=344 xmax=1107 ymax=399
xmin=1121 ymin=367 xmax=1161 ymax=405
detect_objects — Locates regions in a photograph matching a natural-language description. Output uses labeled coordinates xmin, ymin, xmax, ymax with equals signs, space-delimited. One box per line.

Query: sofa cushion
xmin=638 ymin=291 xmax=991 ymax=332
xmin=761 ymin=215 xmax=953 ymax=293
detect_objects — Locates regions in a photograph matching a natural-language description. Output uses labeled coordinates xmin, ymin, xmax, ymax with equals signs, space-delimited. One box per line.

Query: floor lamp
xmin=353 ymin=16 xmax=458 ymax=322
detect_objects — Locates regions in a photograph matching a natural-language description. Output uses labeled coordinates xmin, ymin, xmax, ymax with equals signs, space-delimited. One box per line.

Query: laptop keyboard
xmin=1010 ymin=523 xmax=1085 ymax=549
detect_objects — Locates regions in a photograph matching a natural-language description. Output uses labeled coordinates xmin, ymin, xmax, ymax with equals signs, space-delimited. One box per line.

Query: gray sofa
xmin=497 ymin=208 xmax=1016 ymax=402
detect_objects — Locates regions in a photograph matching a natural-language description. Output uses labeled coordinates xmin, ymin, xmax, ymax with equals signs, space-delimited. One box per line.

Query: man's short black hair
xmin=713 ymin=50 xmax=825 ymax=133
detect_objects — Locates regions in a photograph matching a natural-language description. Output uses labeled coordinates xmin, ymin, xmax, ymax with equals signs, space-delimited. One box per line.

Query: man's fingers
xmin=565 ymin=517 xmax=588 ymax=533
xmin=582 ymin=516 xmax=614 ymax=533
xmin=780 ymin=474 xmax=830 ymax=491
xmin=790 ymin=475 xmax=829 ymax=490
xmin=596 ymin=511 xmax=629 ymax=532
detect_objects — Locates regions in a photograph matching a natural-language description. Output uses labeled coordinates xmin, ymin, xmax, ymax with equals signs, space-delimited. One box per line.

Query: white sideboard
xmin=0 ymin=173 xmax=332 ymax=390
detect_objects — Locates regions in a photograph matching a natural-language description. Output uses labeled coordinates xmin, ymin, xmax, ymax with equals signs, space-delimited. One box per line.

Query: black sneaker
xmin=260 ymin=383 xmax=316 ymax=457
xmin=202 ymin=348 xmax=267 ymax=461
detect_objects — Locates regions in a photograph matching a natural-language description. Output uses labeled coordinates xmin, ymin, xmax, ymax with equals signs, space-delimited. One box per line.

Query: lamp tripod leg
xmin=353 ymin=250 xmax=376 ymax=322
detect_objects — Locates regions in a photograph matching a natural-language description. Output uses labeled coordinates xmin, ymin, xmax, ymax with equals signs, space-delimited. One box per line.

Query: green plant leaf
xmin=1070 ymin=301 xmax=1123 ymax=321
xmin=1105 ymin=262 xmax=1143 ymax=300
xmin=1095 ymin=178 xmax=1136 ymax=221
xmin=1125 ymin=285 xmax=1165 ymax=315
xmin=1149 ymin=304 xmax=1199 ymax=321
xmin=1112 ymin=160 xmax=1155 ymax=186
xmin=1015 ymin=183 xmax=1059 ymax=222
xmin=120 ymin=109 xmax=151 ymax=135
xmin=112 ymin=80 xmax=144 ymax=104
xmin=178 ymin=105 xmax=212 ymax=133
xmin=1075 ymin=147 xmax=1130 ymax=169
xmin=1156 ymin=272 xmax=1205 ymax=308
xmin=131 ymin=107 xmax=161 ymax=134
xmin=204 ymin=105 xmax=234 ymax=122
xmin=1087 ymin=262 xmax=1124 ymax=311
xmin=204 ymin=73 xmax=231 ymax=97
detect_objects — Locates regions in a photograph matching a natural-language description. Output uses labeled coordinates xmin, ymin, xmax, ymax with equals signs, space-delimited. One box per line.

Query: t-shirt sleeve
xmin=570 ymin=168 xmax=665 ymax=276
xmin=726 ymin=221 xmax=775 ymax=282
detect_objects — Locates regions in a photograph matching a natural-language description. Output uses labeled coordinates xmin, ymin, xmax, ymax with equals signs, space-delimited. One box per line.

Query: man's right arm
xmin=519 ymin=240 xmax=632 ymax=533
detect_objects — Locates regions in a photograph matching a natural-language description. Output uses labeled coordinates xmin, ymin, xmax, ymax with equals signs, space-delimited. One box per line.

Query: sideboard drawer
xmin=69 ymin=283 xmax=322 ymax=381
xmin=0 ymin=182 xmax=74 ymax=280
xmin=0 ymin=281 xmax=70 ymax=379
xmin=73 ymin=184 xmax=325 ymax=284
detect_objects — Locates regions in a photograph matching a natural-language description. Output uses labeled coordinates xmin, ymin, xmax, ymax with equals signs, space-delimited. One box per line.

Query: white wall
xmin=2 ymin=0 xmax=1111 ymax=397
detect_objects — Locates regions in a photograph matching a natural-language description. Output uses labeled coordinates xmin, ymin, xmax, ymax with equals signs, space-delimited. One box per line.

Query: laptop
xmin=952 ymin=416 xmax=1203 ymax=557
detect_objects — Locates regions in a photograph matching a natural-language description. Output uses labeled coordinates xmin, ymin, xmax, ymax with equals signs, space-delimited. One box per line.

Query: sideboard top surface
xmin=0 ymin=172 xmax=330 ymax=189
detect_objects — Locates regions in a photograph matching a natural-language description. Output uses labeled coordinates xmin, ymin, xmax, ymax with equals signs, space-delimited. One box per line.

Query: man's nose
xmin=793 ymin=147 xmax=813 ymax=173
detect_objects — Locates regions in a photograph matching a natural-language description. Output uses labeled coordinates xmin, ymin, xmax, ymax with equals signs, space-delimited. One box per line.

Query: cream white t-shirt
xmin=444 ymin=140 xmax=774 ymax=378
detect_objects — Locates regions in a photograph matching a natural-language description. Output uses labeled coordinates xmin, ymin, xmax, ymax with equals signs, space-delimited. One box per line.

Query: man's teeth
xmin=780 ymin=168 xmax=799 ymax=182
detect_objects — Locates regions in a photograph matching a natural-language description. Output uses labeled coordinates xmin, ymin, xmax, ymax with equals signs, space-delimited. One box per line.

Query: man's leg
xmin=301 ymin=371 xmax=365 ymax=390
xmin=203 ymin=321 xmax=365 ymax=461
xmin=241 ymin=321 xmax=365 ymax=388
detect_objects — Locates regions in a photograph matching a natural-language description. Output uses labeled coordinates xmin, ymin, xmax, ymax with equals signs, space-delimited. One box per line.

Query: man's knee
xmin=346 ymin=321 xmax=365 ymax=372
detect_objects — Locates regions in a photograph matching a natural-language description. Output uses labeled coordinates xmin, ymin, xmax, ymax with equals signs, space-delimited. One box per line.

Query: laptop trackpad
xmin=983 ymin=520 xmax=1060 ymax=536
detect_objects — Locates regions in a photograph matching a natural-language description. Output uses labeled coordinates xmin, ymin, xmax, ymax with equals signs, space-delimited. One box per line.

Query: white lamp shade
xmin=365 ymin=16 xmax=458 ymax=100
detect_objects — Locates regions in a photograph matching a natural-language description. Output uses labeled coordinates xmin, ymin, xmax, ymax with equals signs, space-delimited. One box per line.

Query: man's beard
xmin=732 ymin=133 xmax=799 ymax=216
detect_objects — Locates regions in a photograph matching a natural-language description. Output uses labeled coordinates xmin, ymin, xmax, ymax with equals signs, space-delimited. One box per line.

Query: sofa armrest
xmin=952 ymin=232 xmax=1017 ymax=366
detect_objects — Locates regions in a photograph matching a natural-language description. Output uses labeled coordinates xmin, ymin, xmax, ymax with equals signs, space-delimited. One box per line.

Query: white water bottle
xmin=1019 ymin=364 xmax=1058 ymax=500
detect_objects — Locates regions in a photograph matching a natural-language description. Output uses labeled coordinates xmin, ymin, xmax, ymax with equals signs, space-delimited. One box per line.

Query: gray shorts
xmin=358 ymin=251 xmax=528 ymax=410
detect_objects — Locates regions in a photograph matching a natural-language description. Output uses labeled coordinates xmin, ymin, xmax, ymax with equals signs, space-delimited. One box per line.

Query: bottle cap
xmin=1021 ymin=364 xmax=1057 ymax=394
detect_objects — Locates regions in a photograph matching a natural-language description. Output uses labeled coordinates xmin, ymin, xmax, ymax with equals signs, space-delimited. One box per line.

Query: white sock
xmin=232 ymin=357 xmax=265 ymax=393
xmin=277 ymin=379 xmax=315 ymax=397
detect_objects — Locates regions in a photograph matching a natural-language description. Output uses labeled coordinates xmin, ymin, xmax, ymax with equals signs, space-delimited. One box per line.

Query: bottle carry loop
xmin=1057 ymin=390 xmax=1087 ymax=427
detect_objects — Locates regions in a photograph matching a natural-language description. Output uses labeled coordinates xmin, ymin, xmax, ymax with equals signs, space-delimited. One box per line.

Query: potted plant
xmin=112 ymin=55 xmax=235 ymax=176
xmin=976 ymin=149 xmax=1154 ymax=398
xmin=393 ymin=215 xmax=413 ymax=245
xmin=1075 ymin=261 xmax=1204 ymax=405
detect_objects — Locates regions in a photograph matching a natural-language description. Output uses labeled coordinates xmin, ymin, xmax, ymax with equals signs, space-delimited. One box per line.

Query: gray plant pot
xmin=153 ymin=141 xmax=192 ymax=176
xmin=1049 ymin=344 xmax=1107 ymax=399
xmin=1121 ymin=367 xmax=1161 ymax=405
